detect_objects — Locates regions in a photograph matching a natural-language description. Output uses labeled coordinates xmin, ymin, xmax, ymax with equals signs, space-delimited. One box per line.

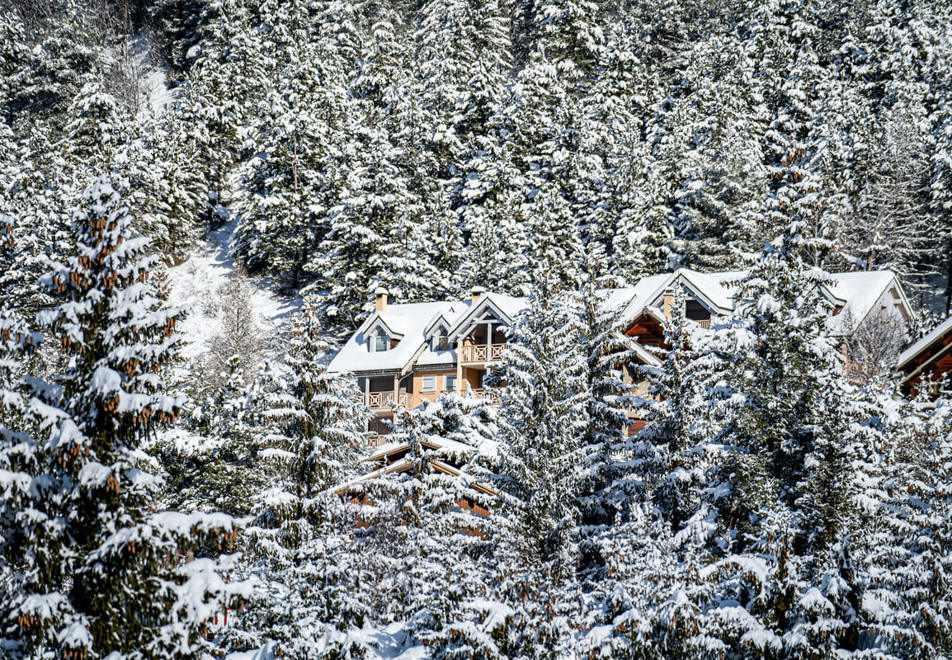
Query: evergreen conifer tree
xmin=0 ymin=178 xmax=247 ymax=658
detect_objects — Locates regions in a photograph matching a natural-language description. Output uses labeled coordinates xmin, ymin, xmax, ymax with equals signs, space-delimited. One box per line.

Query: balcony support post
xmin=393 ymin=374 xmax=399 ymax=407
xmin=363 ymin=377 xmax=370 ymax=431
xmin=456 ymin=340 xmax=464 ymax=393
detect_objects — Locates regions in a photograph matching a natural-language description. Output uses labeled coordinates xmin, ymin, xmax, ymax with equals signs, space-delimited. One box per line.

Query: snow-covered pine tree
xmin=741 ymin=0 xmax=839 ymax=267
xmin=358 ymin=396 xmax=497 ymax=652
xmin=158 ymin=355 xmax=269 ymax=516
xmin=233 ymin=0 xmax=356 ymax=286
xmin=667 ymin=34 xmax=768 ymax=271
xmin=455 ymin=126 xmax=534 ymax=296
xmin=865 ymin=396 xmax=952 ymax=658
xmin=225 ymin=304 xmax=373 ymax=656
xmin=584 ymin=502 xmax=701 ymax=659
xmin=413 ymin=0 xmax=511 ymax=164
xmin=573 ymin=257 xmax=642 ymax=528
xmin=850 ymin=113 xmax=938 ymax=302
xmin=119 ymin=113 xmax=208 ymax=257
xmin=203 ymin=267 xmax=264 ymax=391
xmin=258 ymin=304 xmax=368 ymax=504
xmin=176 ymin=0 xmax=267 ymax=218
xmin=484 ymin=271 xmax=590 ymax=654
xmin=642 ymin=292 xmax=726 ymax=533
xmin=5 ymin=0 xmax=102 ymax=134
xmin=63 ymin=79 xmax=127 ymax=172
xmin=151 ymin=0 xmax=208 ymax=72
xmin=0 ymin=177 xmax=247 ymax=659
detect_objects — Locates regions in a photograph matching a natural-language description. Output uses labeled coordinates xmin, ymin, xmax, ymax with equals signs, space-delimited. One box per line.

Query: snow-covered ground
xmin=164 ymin=219 xmax=300 ymax=365
xmin=142 ymin=67 xmax=172 ymax=116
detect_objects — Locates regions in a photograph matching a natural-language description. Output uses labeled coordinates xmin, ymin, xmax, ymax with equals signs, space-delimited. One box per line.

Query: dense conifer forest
xmin=1 ymin=0 xmax=951 ymax=658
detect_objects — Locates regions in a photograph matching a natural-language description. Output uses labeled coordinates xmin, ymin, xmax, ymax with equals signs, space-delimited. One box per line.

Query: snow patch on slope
xmin=164 ymin=219 xmax=299 ymax=365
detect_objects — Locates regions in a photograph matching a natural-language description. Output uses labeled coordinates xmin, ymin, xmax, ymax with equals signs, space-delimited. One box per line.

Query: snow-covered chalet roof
xmin=823 ymin=270 xmax=910 ymax=335
xmin=328 ymin=269 xmax=910 ymax=376
xmin=446 ymin=292 xmax=529 ymax=342
xmin=617 ymin=269 xmax=908 ymax=336
xmin=328 ymin=301 xmax=469 ymax=375
xmin=896 ymin=314 xmax=952 ymax=371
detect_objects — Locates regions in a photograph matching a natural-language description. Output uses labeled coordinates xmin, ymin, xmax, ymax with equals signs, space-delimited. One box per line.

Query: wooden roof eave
xmin=334 ymin=456 xmax=496 ymax=498
xmin=447 ymin=297 xmax=513 ymax=342
xmin=361 ymin=439 xmax=445 ymax=463
xmin=428 ymin=459 xmax=497 ymax=496
xmin=900 ymin=337 xmax=952 ymax=385
xmin=630 ymin=340 xmax=664 ymax=367
xmin=621 ymin=305 xmax=667 ymax=335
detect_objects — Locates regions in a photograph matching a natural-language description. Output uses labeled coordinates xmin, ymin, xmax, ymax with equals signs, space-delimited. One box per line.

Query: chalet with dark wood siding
xmin=896 ymin=316 xmax=952 ymax=398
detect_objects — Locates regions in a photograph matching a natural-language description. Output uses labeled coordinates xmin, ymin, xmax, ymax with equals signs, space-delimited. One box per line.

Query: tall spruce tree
xmin=0 ymin=178 xmax=247 ymax=658
xmin=484 ymin=272 xmax=590 ymax=654
xmin=227 ymin=304 xmax=372 ymax=656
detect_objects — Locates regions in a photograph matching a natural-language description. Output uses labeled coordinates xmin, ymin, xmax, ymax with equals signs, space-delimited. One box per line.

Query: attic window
xmin=430 ymin=324 xmax=449 ymax=351
xmin=685 ymin=300 xmax=711 ymax=323
xmin=369 ymin=327 xmax=390 ymax=353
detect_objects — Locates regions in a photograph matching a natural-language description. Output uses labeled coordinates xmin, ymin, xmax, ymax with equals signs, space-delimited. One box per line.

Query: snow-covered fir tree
xmin=0 ymin=178 xmax=248 ymax=659
xmin=484 ymin=270 xmax=590 ymax=654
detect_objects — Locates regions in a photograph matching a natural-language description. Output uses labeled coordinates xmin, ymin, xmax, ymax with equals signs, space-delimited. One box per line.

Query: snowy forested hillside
xmin=1 ymin=0 xmax=952 ymax=658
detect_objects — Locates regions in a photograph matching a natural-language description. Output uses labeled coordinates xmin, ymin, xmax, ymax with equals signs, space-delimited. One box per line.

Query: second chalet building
xmin=327 ymin=269 xmax=913 ymax=437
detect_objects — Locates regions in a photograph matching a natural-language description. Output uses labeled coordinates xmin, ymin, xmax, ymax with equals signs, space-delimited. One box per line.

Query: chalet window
xmin=369 ymin=328 xmax=390 ymax=352
xmin=430 ymin=324 xmax=449 ymax=351
xmin=445 ymin=375 xmax=456 ymax=392
xmin=685 ymin=300 xmax=711 ymax=324
xmin=422 ymin=375 xmax=436 ymax=392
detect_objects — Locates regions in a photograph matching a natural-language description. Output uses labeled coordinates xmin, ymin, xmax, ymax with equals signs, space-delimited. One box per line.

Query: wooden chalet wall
xmin=900 ymin=323 xmax=952 ymax=397
xmin=623 ymin=313 xmax=668 ymax=349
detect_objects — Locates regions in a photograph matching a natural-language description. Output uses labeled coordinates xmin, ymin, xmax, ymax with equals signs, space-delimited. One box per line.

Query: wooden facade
xmin=898 ymin=321 xmax=952 ymax=398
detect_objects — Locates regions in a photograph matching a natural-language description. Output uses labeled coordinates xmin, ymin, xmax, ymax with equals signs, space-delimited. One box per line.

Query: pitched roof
xmin=327 ymin=300 xmax=469 ymax=374
xmin=328 ymin=270 xmax=910 ymax=375
xmin=446 ymin=292 xmax=529 ymax=342
xmin=617 ymin=269 xmax=907 ymax=336
xmin=824 ymin=270 xmax=908 ymax=335
xmin=896 ymin=314 xmax=952 ymax=371
xmin=616 ymin=271 xmax=744 ymax=326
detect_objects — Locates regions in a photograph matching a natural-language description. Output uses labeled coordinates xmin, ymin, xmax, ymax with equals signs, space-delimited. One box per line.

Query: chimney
xmin=662 ymin=287 xmax=675 ymax=320
xmin=375 ymin=287 xmax=388 ymax=312
xmin=470 ymin=286 xmax=486 ymax=304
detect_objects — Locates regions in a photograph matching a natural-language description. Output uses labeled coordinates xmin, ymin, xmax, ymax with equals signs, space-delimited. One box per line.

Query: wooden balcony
xmin=460 ymin=343 xmax=506 ymax=363
xmin=363 ymin=391 xmax=409 ymax=410
xmin=469 ymin=388 xmax=502 ymax=405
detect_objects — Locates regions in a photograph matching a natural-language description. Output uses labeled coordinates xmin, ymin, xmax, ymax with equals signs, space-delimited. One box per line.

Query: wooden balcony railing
xmin=460 ymin=343 xmax=506 ymax=363
xmin=363 ymin=392 xmax=409 ymax=410
xmin=470 ymin=388 xmax=502 ymax=406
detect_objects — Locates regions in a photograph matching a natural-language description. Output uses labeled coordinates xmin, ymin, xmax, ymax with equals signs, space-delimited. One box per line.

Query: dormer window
xmin=685 ymin=299 xmax=712 ymax=327
xmin=430 ymin=323 xmax=449 ymax=351
xmin=369 ymin=327 xmax=390 ymax=352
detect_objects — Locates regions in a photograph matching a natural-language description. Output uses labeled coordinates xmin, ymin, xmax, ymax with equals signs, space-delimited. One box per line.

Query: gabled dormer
xmin=364 ymin=316 xmax=403 ymax=353
xmin=645 ymin=271 xmax=736 ymax=325
xmin=423 ymin=312 xmax=452 ymax=352
xmin=428 ymin=321 xmax=450 ymax=352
